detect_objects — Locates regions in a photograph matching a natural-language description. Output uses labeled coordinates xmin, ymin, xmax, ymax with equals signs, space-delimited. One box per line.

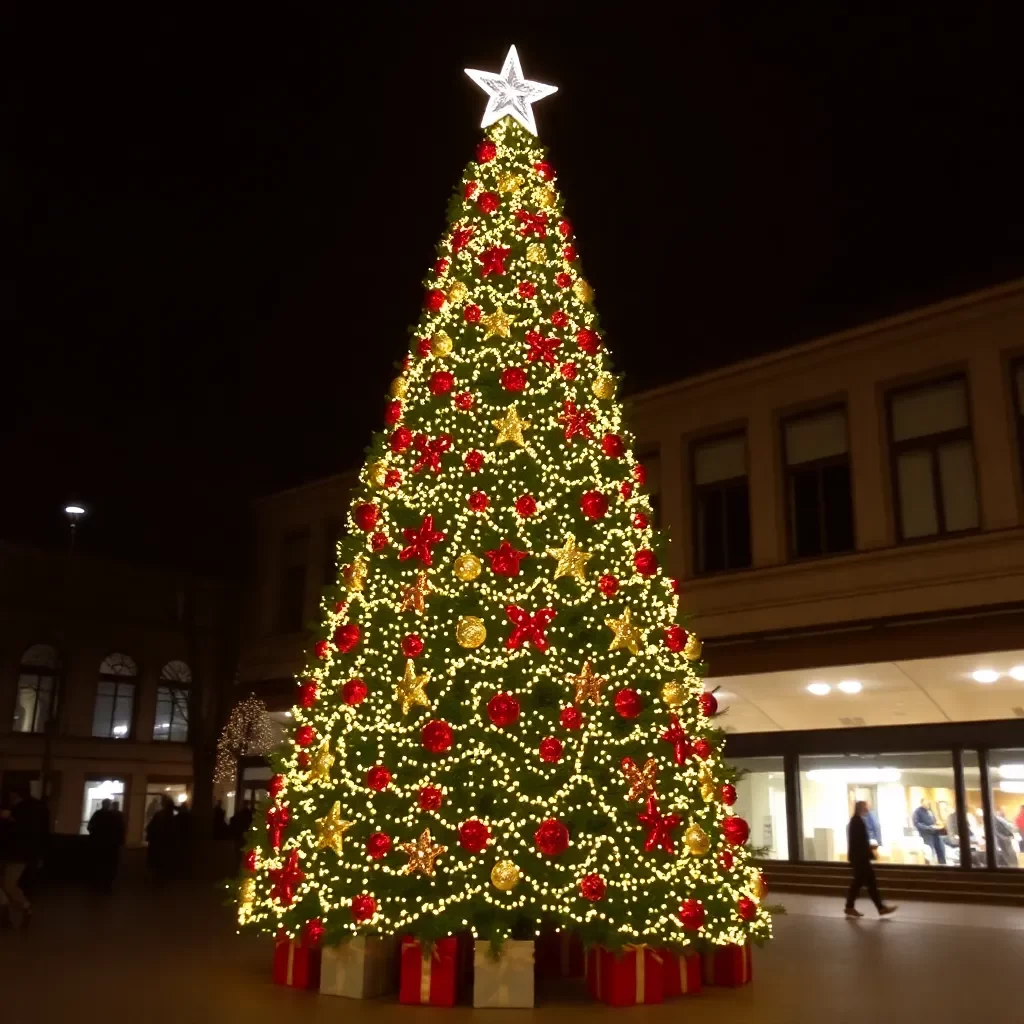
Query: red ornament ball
xmin=401 ymin=633 xmax=424 ymax=658
xmin=334 ymin=600 xmax=347 ymax=614
xmin=559 ymin=706 xmax=583 ymax=730
xmin=391 ymin=426 xmax=413 ymax=453
xmin=737 ymin=896 xmax=757 ymax=922
xmin=664 ymin=625 xmax=689 ymax=652
xmin=384 ymin=400 xmax=402 ymax=425
xmin=243 ymin=849 xmax=258 ymax=872
xmin=429 ymin=370 xmax=454 ymax=395
xmin=351 ymin=894 xmax=377 ymax=923
xmin=477 ymin=191 xmax=499 ymax=214
xmin=632 ymin=513 xmax=649 ymax=530
xmin=313 ymin=640 xmax=329 ymax=660
xmin=515 ymin=494 xmax=537 ymax=517
xmin=562 ymin=244 xmax=577 ymax=261
xmin=476 ymin=140 xmax=497 ymax=163
xmin=518 ymin=281 xmax=536 ymax=299
xmin=679 ymin=898 xmax=705 ymax=931
xmin=295 ymin=724 xmax=316 ymax=748
xmin=366 ymin=832 xmax=392 ymax=860
xmin=602 ymin=434 xmax=624 ymax=458
xmin=560 ymin=361 xmax=577 ymax=380
xmin=468 ymin=490 xmax=490 ymax=512
xmin=598 ymin=574 xmax=619 ymax=597
xmin=634 ymin=549 xmax=658 ymax=576
xmin=555 ymin=272 xmax=572 ymax=289
xmin=385 ymin=469 xmax=401 ymax=488
xmin=297 ymin=680 xmax=318 ymax=707
xmin=342 ymin=678 xmax=368 ymax=705
xmin=487 ymin=692 xmax=521 ymax=728
xmin=558 ymin=219 xmax=573 ymax=238
xmin=464 ymin=449 xmax=484 ymax=473
xmin=464 ymin=304 xmax=482 ymax=323
xmin=500 ymin=366 xmax=528 ymax=392
xmin=534 ymin=818 xmax=570 ymax=857
xmin=334 ymin=623 xmax=361 ymax=653
xmin=454 ymin=391 xmax=474 ymax=410
xmin=418 ymin=786 xmax=443 ymax=811
xmin=416 ymin=337 xmax=432 ymax=358
xmin=268 ymin=774 xmax=285 ymax=799
xmin=699 ymin=692 xmax=719 ymax=717
xmin=620 ymin=481 xmax=633 ymax=499
xmin=693 ymin=739 xmax=712 ymax=760
xmin=463 ymin=181 xmax=478 ymax=199
xmin=424 ymin=289 xmax=446 ymax=312
xmin=353 ymin=503 xmax=379 ymax=531
xmin=719 ymin=850 xmax=735 ymax=871
xmin=580 ymin=873 xmax=606 ymax=901
xmin=723 ymin=815 xmax=750 ymax=847
xmin=533 ymin=160 xmax=555 ymax=180
xmin=366 ymin=765 xmax=391 ymax=791
xmin=580 ymin=490 xmax=609 ymax=519
xmin=720 ymin=783 xmax=738 ymax=806
xmin=421 ymin=719 xmax=453 ymax=754
xmin=371 ymin=532 xmax=388 ymax=552
xmin=633 ymin=463 xmax=647 ymax=485
xmin=296 ymin=751 xmax=311 ymax=769
xmin=458 ymin=819 xmax=491 ymax=854
xmin=551 ymin=310 xmax=568 ymax=328
xmin=576 ymin=328 xmax=600 ymax=354
xmin=434 ymin=257 xmax=449 ymax=275
xmin=539 ymin=736 xmax=564 ymax=763
xmin=304 ymin=918 xmax=325 ymax=946
xmin=614 ymin=688 xmax=643 ymax=719
xmin=670 ymin=578 xmax=681 ymax=595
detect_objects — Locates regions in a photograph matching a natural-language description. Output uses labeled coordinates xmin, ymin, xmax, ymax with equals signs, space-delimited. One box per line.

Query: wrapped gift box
xmin=586 ymin=945 xmax=664 ymax=1007
xmin=659 ymin=948 xmax=701 ymax=998
xmin=273 ymin=933 xmax=321 ymax=990
xmin=399 ymin=935 xmax=467 ymax=1006
xmin=473 ymin=939 xmax=535 ymax=1008
xmin=702 ymin=943 xmax=752 ymax=987
xmin=536 ymin=929 xmax=584 ymax=980
xmin=320 ymin=936 xmax=397 ymax=999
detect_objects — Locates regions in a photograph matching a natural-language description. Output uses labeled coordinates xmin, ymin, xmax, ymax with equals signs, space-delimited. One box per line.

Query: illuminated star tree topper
xmin=465 ymin=45 xmax=557 ymax=135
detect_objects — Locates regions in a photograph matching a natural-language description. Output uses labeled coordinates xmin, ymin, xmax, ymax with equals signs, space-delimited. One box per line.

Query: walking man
xmin=845 ymin=800 xmax=898 ymax=918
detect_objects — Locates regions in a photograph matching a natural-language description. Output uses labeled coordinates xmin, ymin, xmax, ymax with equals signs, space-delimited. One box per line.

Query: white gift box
xmin=320 ymin=936 xmax=397 ymax=999
xmin=472 ymin=939 xmax=535 ymax=1009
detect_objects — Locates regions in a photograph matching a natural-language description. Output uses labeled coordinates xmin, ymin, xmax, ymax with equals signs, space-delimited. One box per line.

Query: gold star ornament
xmin=605 ymin=607 xmax=644 ymax=655
xmin=567 ymin=661 xmax=607 ymax=705
xmin=621 ymin=757 xmax=658 ymax=802
xmin=395 ymin=659 xmax=431 ymax=715
xmin=546 ymin=533 xmax=592 ymax=583
xmin=492 ymin=404 xmax=531 ymax=447
xmin=399 ymin=572 xmax=431 ymax=613
xmin=342 ymin=557 xmax=368 ymax=593
xmin=399 ymin=828 xmax=447 ymax=876
xmin=309 ymin=740 xmax=335 ymax=783
xmin=481 ymin=305 xmax=515 ymax=339
xmin=316 ymin=801 xmax=354 ymax=857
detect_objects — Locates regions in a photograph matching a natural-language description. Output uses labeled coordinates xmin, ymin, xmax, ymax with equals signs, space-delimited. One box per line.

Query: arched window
xmin=12 ymin=644 xmax=58 ymax=734
xmin=154 ymin=660 xmax=190 ymax=742
xmin=92 ymin=653 xmax=138 ymax=739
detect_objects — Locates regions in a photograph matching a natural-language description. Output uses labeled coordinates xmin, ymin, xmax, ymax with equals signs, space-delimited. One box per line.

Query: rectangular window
xmin=92 ymin=681 xmax=135 ymax=739
xmin=985 ymin=749 xmax=1024 ymax=870
xmin=276 ymin=530 xmax=309 ymax=634
xmin=12 ymin=672 xmax=55 ymax=733
xmin=783 ymin=408 xmax=854 ymax=558
xmin=692 ymin=433 xmax=751 ymax=574
xmin=323 ymin=518 xmax=342 ymax=586
xmin=153 ymin=686 xmax=189 ymax=742
xmin=81 ymin=778 xmax=126 ymax=835
xmin=731 ymin=757 xmax=789 ymax=860
xmin=888 ymin=377 xmax=979 ymax=540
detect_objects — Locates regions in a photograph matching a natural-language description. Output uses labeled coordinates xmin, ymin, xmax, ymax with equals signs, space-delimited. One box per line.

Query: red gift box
xmin=586 ymin=945 xmax=664 ymax=1006
xmin=399 ymin=935 xmax=466 ymax=1006
xmin=702 ymin=943 xmax=752 ymax=987
xmin=659 ymin=948 xmax=701 ymax=997
xmin=536 ymin=929 xmax=584 ymax=979
xmin=273 ymin=933 xmax=321 ymax=989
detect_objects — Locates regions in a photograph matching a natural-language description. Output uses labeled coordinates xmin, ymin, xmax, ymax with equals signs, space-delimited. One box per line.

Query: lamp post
xmin=64 ymin=504 xmax=85 ymax=551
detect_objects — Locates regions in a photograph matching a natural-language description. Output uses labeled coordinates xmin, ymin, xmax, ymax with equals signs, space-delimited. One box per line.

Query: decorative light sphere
xmin=664 ymin=625 xmax=688 ymax=653
xmin=351 ymin=894 xmax=377 ymax=923
xmin=614 ymin=687 xmax=643 ymax=719
xmin=534 ymin=818 xmax=570 ymax=857
xmin=431 ymin=331 xmax=453 ymax=357
xmin=699 ymin=691 xmax=718 ymax=717
xmin=353 ymin=503 xmax=379 ymax=531
xmin=684 ymin=822 xmax=711 ymax=856
xmin=268 ymin=774 xmax=285 ymax=799
xmin=559 ymin=706 xmax=583 ymax=730
xmin=366 ymin=832 xmax=392 ymax=860
xmin=592 ymin=374 xmax=615 ymax=399
xmin=723 ymin=815 xmax=750 ymax=847
xmin=297 ymin=680 xmax=318 ymax=707
xmin=684 ymin=633 xmax=703 ymax=661
xmin=454 ymin=553 xmax=483 ymax=581
xmin=458 ymin=819 xmax=491 ymax=854
xmin=334 ymin=623 xmax=361 ymax=653
xmin=401 ymin=633 xmax=424 ymax=658
xmin=418 ymin=786 xmax=443 ymax=811
xmin=366 ymin=765 xmax=391 ymax=791
xmin=679 ymin=898 xmax=705 ymax=931
xmin=341 ymin=678 xmax=367 ymax=706
xmin=421 ymin=719 xmax=453 ymax=754
xmin=295 ymin=725 xmax=316 ymax=748
xmin=515 ymin=494 xmax=537 ymax=517
xmin=751 ymin=871 xmax=767 ymax=900
xmin=720 ymin=783 xmax=737 ymax=806
xmin=693 ymin=739 xmax=712 ymax=760
xmin=602 ymin=433 xmax=624 ymax=458
xmin=538 ymin=736 xmax=563 ymax=762
xmin=598 ymin=574 xmax=619 ymax=597
xmin=368 ymin=460 xmax=388 ymax=488
xmin=737 ymin=896 xmax=758 ymax=922
xmin=456 ymin=616 xmax=487 ymax=649
xmin=719 ymin=850 xmax=735 ymax=871
xmin=580 ymin=873 xmax=607 ymax=902
xmin=391 ymin=426 xmax=413 ymax=452
xmin=491 ymin=859 xmax=521 ymax=892
xmin=633 ymin=549 xmax=658 ymax=576
xmin=580 ymin=490 xmax=609 ymax=519
xmin=487 ymin=691 xmax=520 ymax=727
xmin=313 ymin=640 xmax=329 ymax=660
xmin=661 ymin=680 xmax=686 ymax=707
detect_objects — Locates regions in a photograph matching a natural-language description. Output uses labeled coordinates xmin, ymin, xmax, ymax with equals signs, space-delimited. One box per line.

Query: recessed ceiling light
xmin=838 ymin=680 xmax=862 ymax=694
xmin=1009 ymin=665 xmax=1024 ymax=682
xmin=806 ymin=682 xmax=831 ymax=696
xmin=972 ymin=669 xmax=1000 ymax=683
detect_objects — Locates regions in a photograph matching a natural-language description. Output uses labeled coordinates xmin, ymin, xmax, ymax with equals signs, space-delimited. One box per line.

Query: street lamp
xmin=64 ymin=504 xmax=85 ymax=549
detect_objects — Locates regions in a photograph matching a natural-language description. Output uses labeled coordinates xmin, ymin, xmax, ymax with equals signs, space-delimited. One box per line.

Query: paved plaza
xmin=2 ymin=882 xmax=1022 ymax=1023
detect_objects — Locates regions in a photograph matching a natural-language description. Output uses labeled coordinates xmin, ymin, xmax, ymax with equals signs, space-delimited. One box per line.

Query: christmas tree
xmin=239 ymin=46 xmax=771 ymax=955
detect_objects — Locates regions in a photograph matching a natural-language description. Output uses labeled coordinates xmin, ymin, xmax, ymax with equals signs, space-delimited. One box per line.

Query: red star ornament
xmin=524 ymin=331 xmax=561 ymax=365
xmin=505 ymin=604 xmax=557 ymax=652
xmin=661 ymin=714 xmax=692 ymax=765
xmin=410 ymin=433 xmax=453 ymax=474
xmin=637 ymin=796 xmax=682 ymax=854
xmin=478 ymin=245 xmax=511 ymax=277
xmin=399 ymin=516 xmax=446 ymax=567
xmin=451 ymin=225 xmax=474 ymax=253
xmin=515 ymin=209 xmax=548 ymax=237
xmin=266 ymin=803 xmax=291 ymax=850
xmin=269 ymin=849 xmax=305 ymax=905
xmin=557 ymin=400 xmax=594 ymax=442
xmin=484 ymin=540 xmax=528 ymax=577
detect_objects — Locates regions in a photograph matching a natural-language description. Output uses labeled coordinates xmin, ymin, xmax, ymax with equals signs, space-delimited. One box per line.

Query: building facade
xmin=0 ymin=541 xmax=235 ymax=846
xmin=236 ymin=281 xmax=1024 ymax=878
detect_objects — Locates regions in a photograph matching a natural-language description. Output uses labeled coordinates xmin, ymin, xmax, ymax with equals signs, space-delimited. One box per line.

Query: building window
xmin=637 ymin=449 xmax=661 ymax=524
xmin=153 ymin=660 xmax=191 ymax=742
xmin=985 ymin=748 xmax=1024 ymax=870
xmin=731 ymin=756 xmax=788 ymax=859
xmin=92 ymin=653 xmax=137 ymax=739
xmin=783 ymin=407 xmax=854 ymax=558
xmin=81 ymin=777 xmax=126 ymax=834
xmin=888 ymin=377 xmax=979 ymax=540
xmin=276 ymin=530 xmax=309 ymax=634
xmin=692 ymin=433 xmax=751 ymax=574
xmin=323 ymin=518 xmax=342 ymax=586
xmin=12 ymin=644 xmax=58 ymax=734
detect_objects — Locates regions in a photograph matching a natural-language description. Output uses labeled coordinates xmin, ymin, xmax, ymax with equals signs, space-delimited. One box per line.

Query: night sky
xmin=7 ymin=8 xmax=1023 ymax=573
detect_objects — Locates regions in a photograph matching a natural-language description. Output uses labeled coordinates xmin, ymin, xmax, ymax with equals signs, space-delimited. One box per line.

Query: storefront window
xmin=81 ymin=778 xmax=126 ymax=834
xmin=987 ymin=749 xmax=1024 ymax=869
xmin=143 ymin=782 xmax=191 ymax=839
xmin=731 ymin=757 xmax=788 ymax=859
xmin=800 ymin=752 xmax=958 ymax=866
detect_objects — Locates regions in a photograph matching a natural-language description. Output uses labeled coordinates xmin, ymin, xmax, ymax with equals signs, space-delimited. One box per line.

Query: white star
xmin=465 ymin=45 xmax=557 ymax=136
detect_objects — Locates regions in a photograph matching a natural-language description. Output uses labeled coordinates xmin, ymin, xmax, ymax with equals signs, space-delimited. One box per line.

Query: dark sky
xmin=7 ymin=8 xmax=1023 ymax=573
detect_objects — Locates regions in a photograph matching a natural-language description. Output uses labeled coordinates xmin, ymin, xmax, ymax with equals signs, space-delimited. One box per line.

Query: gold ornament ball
xmin=455 ymin=615 xmax=487 ymax=649
xmin=431 ymin=331 xmax=453 ymax=357
xmin=573 ymin=278 xmax=595 ymax=304
xmin=661 ymin=680 xmax=686 ymax=707
xmin=592 ymin=374 xmax=616 ymax=400
xmin=533 ymin=185 xmax=556 ymax=209
xmin=751 ymin=872 xmax=766 ymax=900
xmin=389 ymin=377 xmax=408 ymax=400
xmin=526 ymin=243 xmax=546 ymax=264
xmin=447 ymin=280 xmax=469 ymax=304
xmin=684 ymin=823 xmax=711 ymax=856
xmin=453 ymin=553 xmax=483 ymax=582
xmin=238 ymin=877 xmax=256 ymax=908
xmin=491 ymin=859 xmax=521 ymax=892
xmin=684 ymin=634 xmax=703 ymax=661
xmin=368 ymin=461 xmax=388 ymax=488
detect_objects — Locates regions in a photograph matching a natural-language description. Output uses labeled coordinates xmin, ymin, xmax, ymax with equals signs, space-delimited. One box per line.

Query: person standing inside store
xmin=845 ymin=800 xmax=898 ymax=918
xmin=1016 ymin=805 xmax=1024 ymax=853
xmin=913 ymin=798 xmax=946 ymax=865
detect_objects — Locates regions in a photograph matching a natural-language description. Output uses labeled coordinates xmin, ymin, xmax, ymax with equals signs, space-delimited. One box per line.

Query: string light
xmin=215 ymin=695 xmax=273 ymax=785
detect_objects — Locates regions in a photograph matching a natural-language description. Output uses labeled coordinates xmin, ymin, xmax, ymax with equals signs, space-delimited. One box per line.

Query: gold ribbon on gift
xmin=286 ymin=941 xmax=296 ymax=986
xmin=622 ymin=944 xmax=662 ymax=1004
xmin=419 ymin=942 xmax=443 ymax=1004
